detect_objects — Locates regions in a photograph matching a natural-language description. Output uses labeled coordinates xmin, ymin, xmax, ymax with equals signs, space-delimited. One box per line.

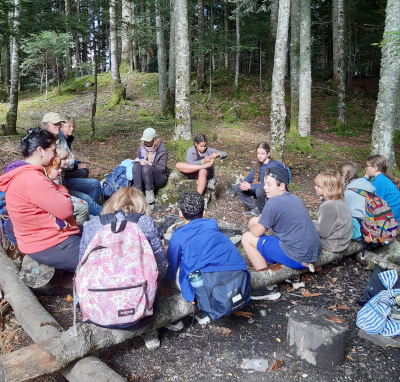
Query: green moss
xmin=224 ymin=114 xmax=237 ymax=123
xmin=297 ymin=135 xmax=313 ymax=153
xmin=162 ymin=89 xmax=175 ymax=117
xmin=203 ymin=113 xmax=212 ymax=121
xmin=368 ymin=262 xmax=375 ymax=271
xmin=137 ymin=107 xmax=149 ymax=117
xmin=165 ymin=137 xmax=192 ymax=162
xmin=394 ymin=130 xmax=400 ymax=147
xmin=119 ymin=59 xmax=130 ymax=75
xmin=109 ymin=84 xmax=126 ymax=107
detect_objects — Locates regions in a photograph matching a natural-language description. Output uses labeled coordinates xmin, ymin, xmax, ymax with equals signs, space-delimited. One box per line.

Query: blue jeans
xmin=257 ymin=235 xmax=306 ymax=270
xmin=64 ymin=178 xmax=102 ymax=216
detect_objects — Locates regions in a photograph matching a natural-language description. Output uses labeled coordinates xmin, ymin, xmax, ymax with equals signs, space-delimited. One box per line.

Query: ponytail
xmin=21 ymin=128 xmax=56 ymax=158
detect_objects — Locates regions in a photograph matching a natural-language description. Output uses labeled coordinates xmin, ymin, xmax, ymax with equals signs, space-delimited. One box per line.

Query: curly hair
xmin=254 ymin=142 xmax=272 ymax=183
xmin=314 ymin=172 xmax=344 ymax=201
xmin=367 ymin=155 xmax=400 ymax=190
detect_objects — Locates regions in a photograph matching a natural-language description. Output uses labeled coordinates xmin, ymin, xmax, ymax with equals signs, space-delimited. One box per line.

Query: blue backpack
xmin=101 ymin=166 xmax=131 ymax=199
xmin=0 ymin=191 xmax=17 ymax=247
xmin=193 ymin=270 xmax=251 ymax=321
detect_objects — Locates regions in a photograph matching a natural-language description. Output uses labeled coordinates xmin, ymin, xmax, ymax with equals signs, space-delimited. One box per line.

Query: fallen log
xmin=0 ymin=240 xmax=370 ymax=381
xmin=0 ymin=250 xmax=126 ymax=382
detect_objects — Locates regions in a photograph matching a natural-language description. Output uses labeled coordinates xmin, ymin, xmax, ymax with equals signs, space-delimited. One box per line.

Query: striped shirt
xmin=356 ymin=270 xmax=400 ymax=337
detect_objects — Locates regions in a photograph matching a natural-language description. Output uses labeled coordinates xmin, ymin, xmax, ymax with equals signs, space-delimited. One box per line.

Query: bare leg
xmin=196 ymin=168 xmax=208 ymax=194
xmin=175 ymin=161 xmax=213 ymax=174
xmin=242 ymin=231 xmax=268 ymax=270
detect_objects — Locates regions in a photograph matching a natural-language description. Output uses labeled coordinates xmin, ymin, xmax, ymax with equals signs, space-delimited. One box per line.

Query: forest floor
xmin=1 ymin=70 xmax=400 ymax=381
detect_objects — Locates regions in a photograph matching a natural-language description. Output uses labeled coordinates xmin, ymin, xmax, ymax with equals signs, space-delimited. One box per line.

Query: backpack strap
xmin=125 ymin=212 xmax=143 ymax=223
xmin=99 ymin=213 xmax=117 ymax=225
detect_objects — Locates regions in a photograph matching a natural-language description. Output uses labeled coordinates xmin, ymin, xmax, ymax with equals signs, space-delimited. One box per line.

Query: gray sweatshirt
xmin=312 ymin=199 xmax=353 ymax=252
xmin=186 ymin=146 xmax=227 ymax=181
xmin=344 ymin=177 xmax=375 ymax=219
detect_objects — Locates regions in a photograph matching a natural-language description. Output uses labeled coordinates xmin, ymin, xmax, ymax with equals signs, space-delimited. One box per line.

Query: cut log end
xmin=19 ymin=255 xmax=55 ymax=288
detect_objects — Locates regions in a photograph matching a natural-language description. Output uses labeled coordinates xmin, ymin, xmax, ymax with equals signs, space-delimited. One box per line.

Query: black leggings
xmin=132 ymin=163 xmax=167 ymax=191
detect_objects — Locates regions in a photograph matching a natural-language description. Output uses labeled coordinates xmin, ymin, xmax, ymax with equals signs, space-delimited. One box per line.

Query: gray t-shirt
xmin=258 ymin=191 xmax=322 ymax=263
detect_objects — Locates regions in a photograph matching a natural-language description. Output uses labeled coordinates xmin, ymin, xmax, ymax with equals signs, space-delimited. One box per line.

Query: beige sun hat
xmin=42 ymin=112 xmax=65 ymax=124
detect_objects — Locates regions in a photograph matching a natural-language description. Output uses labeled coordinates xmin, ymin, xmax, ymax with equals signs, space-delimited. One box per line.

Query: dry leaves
xmin=346 ymin=355 xmax=354 ymax=361
xmin=233 ymin=311 xmax=253 ymax=318
xmin=338 ymin=305 xmax=349 ymax=311
xmin=214 ymin=327 xmax=232 ymax=336
xmin=325 ymin=314 xmax=345 ymax=324
xmin=66 ymin=294 xmax=73 ymax=302
xmin=302 ymin=290 xmax=323 ymax=297
xmin=329 ymin=277 xmax=337 ymax=283
xmin=267 ymin=360 xmax=284 ymax=372
xmin=276 ymin=338 xmax=281 ymax=342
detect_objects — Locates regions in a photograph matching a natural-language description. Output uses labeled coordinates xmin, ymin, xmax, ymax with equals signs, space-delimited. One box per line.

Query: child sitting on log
xmin=313 ymin=172 xmax=353 ymax=252
xmin=175 ymin=134 xmax=227 ymax=194
xmin=235 ymin=141 xmax=290 ymax=216
xmin=242 ymin=167 xmax=322 ymax=300
xmin=338 ymin=162 xmax=376 ymax=241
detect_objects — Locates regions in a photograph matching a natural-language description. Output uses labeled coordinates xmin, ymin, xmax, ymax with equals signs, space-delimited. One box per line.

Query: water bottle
xmin=189 ymin=270 xmax=203 ymax=290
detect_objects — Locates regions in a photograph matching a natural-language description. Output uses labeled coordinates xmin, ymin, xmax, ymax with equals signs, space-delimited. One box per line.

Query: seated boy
xmin=161 ymin=191 xmax=250 ymax=325
xmin=242 ymin=167 xmax=322 ymax=300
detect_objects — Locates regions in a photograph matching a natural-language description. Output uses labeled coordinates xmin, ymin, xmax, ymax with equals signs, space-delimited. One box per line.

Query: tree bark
xmin=370 ymin=0 xmax=400 ymax=170
xmin=174 ymin=0 xmax=192 ymax=140
xmin=74 ymin=0 xmax=81 ymax=78
xmin=234 ymin=2 xmax=240 ymax=91
xmin=267 ymin=0 xmax=279 ymax=91
xmin=297 ymin=0 xmax=312 ymax=151
xmin=91 ymin=8 xmax=98 ymax=140
xmin=109 ymin=0 xmax=121 ymax=84
xmin=168 ymin=0 xmax=176 ymax=92
xmin=197 ymin=0 xmax=205 ymax=89
xmin=0 ymin=250 xmax=126 ymax=382
xmin=0 ymin=239 xmax=378 ymax=381
xmin=156 ymin=0 xmax=168 ymax=111
xmin=332 ymin=0 xmax=338 ymax=91
xmin=65 ymin=0 xmax=71 ymax=81
xmin=269 ymin=0 xmax=290 ymax=161
xmin=289 ymin=0 xmax=300 ymax=137
xmin=337 ymin=0 xmax=347 ymax=128
xmin=3 ymin=10 xmax=10 ymax=94
xmin=121 ymin=0 xmax=132 ymax=73
xmin=223 ymin=0 xmax=229 ymax=68
xmin=5 ymin=0 xmax=20 ymax=136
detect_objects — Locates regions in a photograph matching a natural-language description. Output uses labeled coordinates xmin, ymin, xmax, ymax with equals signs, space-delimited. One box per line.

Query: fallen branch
xmin=0 ymin=240 xmax=372 ymax=381
xmin=0 ymin=249 xmax=126 ymax=382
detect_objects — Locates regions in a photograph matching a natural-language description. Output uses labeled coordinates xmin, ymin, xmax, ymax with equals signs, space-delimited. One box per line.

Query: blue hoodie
xmin=164 ymin=218 xmax=250 ymax=303
xmin=372 ymin=173 xmax=400 ymax=221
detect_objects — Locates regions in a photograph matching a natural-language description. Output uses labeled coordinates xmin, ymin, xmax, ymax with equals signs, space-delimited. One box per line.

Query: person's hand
xmin=132 ymin=158 xmax=141 ymax=162
xmin=77 ymin=163 xmax=86 ymax=169
xmin=240 ymin=182 xmax=251 ymax=191
xmin=78 ymin=199 xmax=85 ymax=204
xmin=202 ymin=156 xmax=212 ymax=164
xmin=210 ymin=152 xmax=220 ymax=159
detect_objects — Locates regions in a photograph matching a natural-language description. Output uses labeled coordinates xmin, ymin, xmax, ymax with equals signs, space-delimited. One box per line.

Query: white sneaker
xmin=141 ymin=330 xmax=160 ymax=351
xmin=195 ymin=310 xmax=211 ymax=325
xmin=165 ymin=320 xmax=184 ymax=332
xmin=145 ymin=190 xmax=155 ymax=204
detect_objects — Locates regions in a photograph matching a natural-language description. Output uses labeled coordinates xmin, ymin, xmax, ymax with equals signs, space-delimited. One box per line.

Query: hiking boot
xmin=145 ymin=190 xmax=155 ymax=204
xmin=285 ymin=275 xmax=305 ymax=290
xmin=195 ymin=310 xmax=211 ymax=325
xmin=251 ymin=285 xmax=281 ymax=301
xmin=206 ymin=178 xmax=217 ymax=191
xmin=165 ymin=320 xmax=184 ymax=332
xmin=141 ymin=330 xmax=160 ymax=351
xmin=242 ymin=208 xmax=259 ymax=216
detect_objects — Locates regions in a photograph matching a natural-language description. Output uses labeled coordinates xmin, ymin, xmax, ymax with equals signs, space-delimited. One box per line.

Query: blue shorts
xmin=256 ymin=235 xmax=306 ymax=270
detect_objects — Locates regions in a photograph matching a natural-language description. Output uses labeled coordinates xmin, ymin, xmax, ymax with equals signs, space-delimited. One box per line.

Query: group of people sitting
xmin=1 ymin=114 xmax=400 ymax=350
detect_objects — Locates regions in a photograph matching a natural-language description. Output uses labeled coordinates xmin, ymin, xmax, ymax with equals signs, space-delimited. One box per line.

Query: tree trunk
xmin=223 ymin=0 xmax=229 ymax=68
xmin=259 ymin=41 xmax=262 ymax=92
xmin=5 ymin=0 xmax=20 ymax=136
xmin=248 ymin=48 xmax=253 ymax=74
xmin=0 ymin=250 xmax=126 ymax=382
xmin=45 ymin=62 xmax=48 ymax=101
xmin=370 ymin=0 xmax=400 ymax=171
xmin=337 ymin=0 xmax=347 ymax=129
xmin=91 ymin=10 xmax=98 ymax=140
xmin=65 ymin=0 xmax=71 ymax=81
xmin=269 ymin=0 xmax=290 ymax=161
xmin=109 ymin=0 xmax=121 ymax=84
xmin=155 ymin=0 xmax=167 ymax=111
xmin=289 ymin=0 xmax=300 ymax=137
xmin=197 ymin=0 xmax=205 ymax=89
xmin=267 ymin=0 xmax=279 ymax=91
xmin=121 ymin=0 xmax=132 ymax=73
xmin=74 ymin=0 xmax=80 ymax=78
xmin=174 ymin=0 xmax=192 ymax=140
xmin=0 ymin=240 xmax=377 ymax=382
xmin=131 ymin=4 xmax=137 ymax=71
xmin=297 ymin=0 xmax=312 ymax=152
xmin=332 ymin=0 xmax=338 ymax=91
xmin=234 ymin=2 xmax=240 ymax=91
xmin=3 ymin=10 xmax=10 ymax=94
xmin=168 ymin=0 xmax=175 ymax=92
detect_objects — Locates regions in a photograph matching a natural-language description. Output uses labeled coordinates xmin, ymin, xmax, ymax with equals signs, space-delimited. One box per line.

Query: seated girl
xmin=0 ymin=128 xmax=80 ymax=272
xmin=56 ymin=146 xmax=102 ymax=216
xmin=79 ymin=187 xmax=169 ymax=349
xmin=313 ymin=172 xmax=353 ymax=252
xmin=338 ymin=162 xmax=376 ymax=241
xmin=242 ymin=167 xmax=322 ymax=300
xmin=365 ymin=155 xmax=400 ymax=221
xmin=176 ymin=134 xmax=227 ymax=194
xmin=235 ymin=142 xmax=289 ymax=216
xmin=44 ymin=157 xmax=90 ymax=225
xmin=132 ymin=128 xmax=168 ymax=205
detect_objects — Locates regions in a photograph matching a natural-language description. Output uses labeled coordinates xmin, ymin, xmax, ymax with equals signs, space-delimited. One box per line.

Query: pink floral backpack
xmin=75 ymin=213 xmax=158 ymax=328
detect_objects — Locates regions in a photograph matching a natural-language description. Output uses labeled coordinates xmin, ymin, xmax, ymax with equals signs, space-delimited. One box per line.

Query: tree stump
xmin=19 ymin=255 xmax=55 ymax=288
xmin=286 ymin=306 xmax=348 ymax=369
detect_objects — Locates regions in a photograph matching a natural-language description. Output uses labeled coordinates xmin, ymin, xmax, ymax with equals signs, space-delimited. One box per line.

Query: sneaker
xmin=141 ymin=330 xmax=160 ymax=351
xmin=206 ymin=178 xmax=217 ymax=191
xmin=195 ymin=310 xmax=211 ymax=325
xmin=165 ymin=320 xmax=184 ymax=332
xmin=145 ymin=190 xmax=155 ymax=204
xmin=285 ymin=276 xmax=305 ymax=290
xmin=242 ymin=208 xmax=260 ymax=216
xmin=251 ymin=285 xmax=281 ymax=301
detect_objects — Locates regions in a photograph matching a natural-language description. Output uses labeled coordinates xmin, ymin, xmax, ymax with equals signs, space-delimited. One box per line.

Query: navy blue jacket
xmin=243 ymin=160 xmax=289 ymax=189
xmin=164 ymin=218 xmax=250 ymax=302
